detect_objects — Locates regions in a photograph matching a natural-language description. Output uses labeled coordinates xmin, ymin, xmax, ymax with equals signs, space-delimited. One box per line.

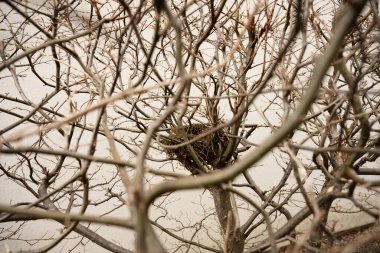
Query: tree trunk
xmin=309 ymin=180 xmax=335 ymax=250
xmin=209 ymin=186 xmax=245 ymax=253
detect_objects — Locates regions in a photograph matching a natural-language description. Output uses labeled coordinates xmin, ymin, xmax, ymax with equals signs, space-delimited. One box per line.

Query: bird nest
xmin=160 ymin=124 xmax=228 ymax=174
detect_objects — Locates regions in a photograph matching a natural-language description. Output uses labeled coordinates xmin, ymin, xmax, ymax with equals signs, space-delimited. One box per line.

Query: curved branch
xmin=145 ymin=0 xmax=368 ymax=205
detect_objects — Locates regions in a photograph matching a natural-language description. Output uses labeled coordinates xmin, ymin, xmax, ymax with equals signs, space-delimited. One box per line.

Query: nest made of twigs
xmin=161 ymin=124 xmax=228 ymax=174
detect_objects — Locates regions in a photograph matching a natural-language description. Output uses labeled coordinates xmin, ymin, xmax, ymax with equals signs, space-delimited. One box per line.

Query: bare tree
xmin=0 ymin=0 xmax=379 ymax=252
